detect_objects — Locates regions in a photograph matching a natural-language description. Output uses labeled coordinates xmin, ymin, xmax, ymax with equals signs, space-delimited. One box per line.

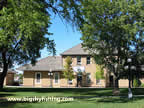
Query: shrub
xmin=133 ymin=78 xmax=141 ymax=87
xmin=141 ymin=83 xmax=144 ymax=87
xmin=95 ymin=65 xmax=104 ymax=80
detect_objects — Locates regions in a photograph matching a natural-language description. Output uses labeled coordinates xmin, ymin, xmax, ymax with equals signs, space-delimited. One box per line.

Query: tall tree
xmin=0 ymin=0 xmax=83 ymax=89
xmin=80 ymin=0 xmax=144 ymax=89
xmin=63 ymin=56 xmax=75 ymax=86
xmin=95 ymin=65 xmax=104 ymax=80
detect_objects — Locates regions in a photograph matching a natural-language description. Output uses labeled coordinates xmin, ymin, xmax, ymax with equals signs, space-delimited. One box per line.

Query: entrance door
xmin=109 ymin=76 xmax=114 ymax=87
xmin=77 ymin=74 xmax=82 ymax=87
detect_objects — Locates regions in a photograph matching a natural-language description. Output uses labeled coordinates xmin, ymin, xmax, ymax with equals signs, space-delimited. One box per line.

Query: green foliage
xmin=133 ymin=78 xmax=139 ymax=87
xmin=133 ymin=78 xmax=141 ymax=87
xmin=0 ymin=0 xmax=82 ymax=67
xmin=15 ymin=73 xmax=23 ymax=84
xmin=63 ymin=56 xmax=74 ymax=81
xmin=0 ymin=0 xmax=83 ymax=87
xmin=80 ymin=0 xmax=144 ymax=81
xmin=0 ymin=0 xmax=56 ymax=66
xmin=141 ymin=83 xmax=144 ymax=87
xmin=95 ymin=65 xmax=104 ymax=80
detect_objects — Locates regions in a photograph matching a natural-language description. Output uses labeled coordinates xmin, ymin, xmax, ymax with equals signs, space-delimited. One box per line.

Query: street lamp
xmin=48 ymin=69 xmax=53 ymax=88
xmin=124 ymin=58 xmax=136 ymax=99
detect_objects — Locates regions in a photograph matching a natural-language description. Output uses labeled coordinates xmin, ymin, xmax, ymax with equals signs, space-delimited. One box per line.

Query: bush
xmin=141 ymin=83 xmax=144 ymax=87
xmin=133 ymin=78 xmax=141 ymax=87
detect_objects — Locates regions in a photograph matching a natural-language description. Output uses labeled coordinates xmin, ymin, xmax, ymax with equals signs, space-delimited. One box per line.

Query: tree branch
xmin=7 ymin=39 xmax=22 ymax=64
xmin=47 ymin=3 xmax=66 ymax=27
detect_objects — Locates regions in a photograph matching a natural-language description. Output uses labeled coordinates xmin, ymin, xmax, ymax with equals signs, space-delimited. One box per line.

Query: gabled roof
xmin=17 ymin=43 xmax=90 ymax=72
xmin=61 ymin=43 xmax=89 ymax=56
xmin=0 ymin=68 xmax=16 ymax=73
xmin=17 ymin=56 xmax=63 ymax=71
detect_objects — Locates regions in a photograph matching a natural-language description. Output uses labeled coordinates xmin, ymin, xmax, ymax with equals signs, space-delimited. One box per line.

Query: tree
xmin=80 ymin=0 xmax=144 ymax=89
xmin=63 ymin=56 xmax=75 ymax=86
xmin=0 ymin=0 xmax=83 ymax=89
xmin=14 ymin=73 xmax=23 ymax=84
xmin=95 ymin=65 xmax=104 ymax=80
xmin=133 ymin=77 xmax=141 ymax=88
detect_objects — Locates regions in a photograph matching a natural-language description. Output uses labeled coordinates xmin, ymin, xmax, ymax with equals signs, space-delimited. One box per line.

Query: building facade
xmin=18 ymin=44 xmax=130 ymax=88
xmin=0 ymin=69 xmax=15 ymax=86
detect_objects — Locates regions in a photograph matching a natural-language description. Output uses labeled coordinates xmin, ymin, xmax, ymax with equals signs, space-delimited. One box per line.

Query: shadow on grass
xmin=0 ymin=88 xmax=126 ymax=96
xmin=0 ymin=94 xmax=15 ymax=98
xmin=78 ymin=96 xmax=144 ymax=104
xmin=0 ymin=101 xmax=42 ymax=108
xmin=0 ymin=97 xmax=144 ymax=108
xmin=0 ymin=103 xmax=16 ymax=108
xmin=1 ymin=87 xmax=113 ymax=92
xmin=1 ymin=87 xmax=143 ymax=96
xmin=1 ymin=87 xmax=144 ymax=105
xmin=1 ymin=88 xmax=116 ymax=97
xmin=1 ymin=88 xmax=144 ymax=96
xmin=96 ymin=97 xmax=144 ymax=103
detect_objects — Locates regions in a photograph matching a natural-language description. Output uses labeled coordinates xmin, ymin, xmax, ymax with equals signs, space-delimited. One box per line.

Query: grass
xmin=0 ymin=88 xmax=128 ymax=97
xmin=0 ymin=87 xmax=144 ymax=108
xmin=1 ymin=101 xmax=144 ymax=108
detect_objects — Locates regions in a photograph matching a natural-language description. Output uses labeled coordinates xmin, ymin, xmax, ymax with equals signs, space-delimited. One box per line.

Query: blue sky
xmin=40 ymin=16 xmax=82 ymax=59
xmin=16 ymin=16 xmax=82 ymax=72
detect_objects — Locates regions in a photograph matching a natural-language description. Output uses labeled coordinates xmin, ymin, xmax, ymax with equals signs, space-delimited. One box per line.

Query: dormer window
xmin=77 ymin=56 xmax=81 ymax=65
xmin=87 ymin=56 xmax=91 ymax=64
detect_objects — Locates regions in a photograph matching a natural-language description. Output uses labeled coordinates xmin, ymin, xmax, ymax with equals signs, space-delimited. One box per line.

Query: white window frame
xmin=86 ymin=56 xmax=91 ymax=65
xmin=77 ymin=56 xmax=81 ymax=65
xmin=35 ymin=72 xmax=41 ymax=84
xmin=68 ymin=79 xmax=73 ymax=85
xmin=54 ymin=72 xmax=60 ymax=84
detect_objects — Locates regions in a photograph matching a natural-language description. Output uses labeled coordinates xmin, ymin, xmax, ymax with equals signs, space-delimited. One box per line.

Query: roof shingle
xmin=61 ymin=43 xmax=89 ymax=56
xmin=17 ymin=56 xmax=63 ymax=71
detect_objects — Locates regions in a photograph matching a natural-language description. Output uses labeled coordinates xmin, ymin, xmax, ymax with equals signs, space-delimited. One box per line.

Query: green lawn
xmin=0 ymin=88 xmax=144 ymax=108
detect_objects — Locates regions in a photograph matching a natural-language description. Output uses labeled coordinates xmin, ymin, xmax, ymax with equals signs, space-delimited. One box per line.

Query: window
xmin=35 ymin=72 xmax=41 ymax=84
xmin=96 ymin=79 xmax=101 ymax=85
xmin=77 ymin=56 xmax=81 ymax=65
xmin=54 ymin=72 xmax=59 ymax=83
xmin=87 ymin=56 xmax=91 ymax=64
xmin=86 ymin=73 xmax=91 ymax=84
xmin=68 ymin=79 xmax=73 ymax=85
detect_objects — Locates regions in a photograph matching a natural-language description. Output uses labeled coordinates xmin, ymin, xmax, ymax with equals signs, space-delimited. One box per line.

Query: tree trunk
xmin=0 ymin=52 xmax=9 ymax=89
xmin=113 ymin=77 xmax=120 ymax=95
xmin=0 ymin=73 xmax=6 ymax=89
xmin=128 ymin=64 xmax=131 ymax=89
xmin=114 ymin=78 xmax=119 ymax=90
xmin=0 ymin=65 xmax=8 ymax=89
xmin=132 ymin=74 xmax=134 ymax=88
